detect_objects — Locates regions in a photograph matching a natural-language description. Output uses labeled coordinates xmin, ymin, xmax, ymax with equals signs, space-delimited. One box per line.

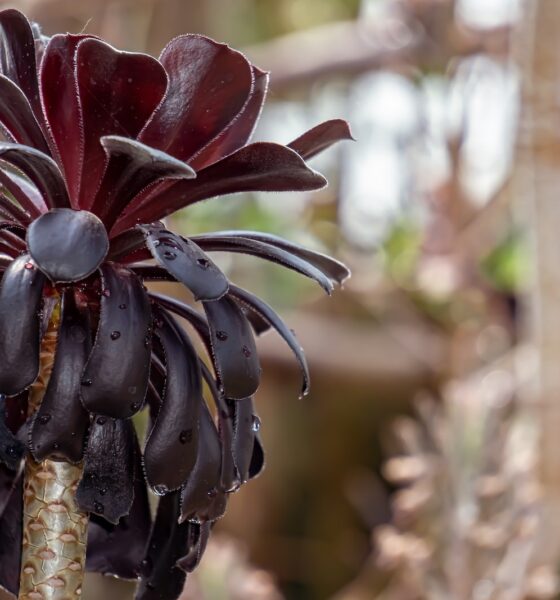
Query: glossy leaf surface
xmin=140 ymin=34 xmax=252 ymax=162
xmin=203 ymin=295 xmax=260 ymax=400
xmin=0 ymin=254 xmax=44 ymax=395
xmin=144 ymin=310 xmax=201 ymax=493
xmin=139 ymin=224 xmax=228 ymax=301
xmin=81 ymin=264 xmax=151 ymax=418
xmin=27 ymin=209 xmax=109 ymax=282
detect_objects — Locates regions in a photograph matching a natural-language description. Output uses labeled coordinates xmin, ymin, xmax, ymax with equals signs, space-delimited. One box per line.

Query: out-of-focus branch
xmin=244 ymin=3 xmax=511 ymax=92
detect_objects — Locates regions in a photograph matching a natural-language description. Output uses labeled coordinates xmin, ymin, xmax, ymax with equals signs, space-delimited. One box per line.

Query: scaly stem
xmin=18 ymin=312 xmax=89 ymax=599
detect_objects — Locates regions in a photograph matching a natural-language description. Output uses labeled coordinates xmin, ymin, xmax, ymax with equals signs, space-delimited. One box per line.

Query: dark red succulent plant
xmin=0 ymin=8 xmax=351 ymax=599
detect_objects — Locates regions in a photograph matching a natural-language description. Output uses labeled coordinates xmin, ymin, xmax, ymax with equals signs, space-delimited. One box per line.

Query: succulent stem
xmin=18 ymin=309 xmax=89 ymax=599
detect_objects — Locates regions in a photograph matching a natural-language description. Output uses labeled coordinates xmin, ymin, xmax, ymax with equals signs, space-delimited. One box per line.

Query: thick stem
xmin=18 ymin=311 xmax=89 ymax=599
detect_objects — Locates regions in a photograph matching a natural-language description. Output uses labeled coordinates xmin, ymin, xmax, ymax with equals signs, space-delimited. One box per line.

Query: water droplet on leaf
xmin=153 ymin=484 xmax=168 ymax=496
xmin=110 ymin=331 xmax=121 ymax=340
xmin=38 ymin=414 xmax=51 ymax=425
xmin=179 ymin=429 xmax=192 ymax=444
xmin=251 ymin=415 xmax=261 ymax=433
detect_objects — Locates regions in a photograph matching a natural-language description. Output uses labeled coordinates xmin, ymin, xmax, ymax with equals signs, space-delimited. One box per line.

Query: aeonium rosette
xmin=0 ymin=9 xmax=351 ymax=598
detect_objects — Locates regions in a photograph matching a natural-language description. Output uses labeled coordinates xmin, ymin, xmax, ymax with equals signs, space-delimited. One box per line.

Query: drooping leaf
xmin=288 ymin=119 xmax=354 ymax=160
xmin=0 ymin=143 xmax=70 ymax=209
xmin=189 ymin=66 xmax=269 ymax=170
xmin=0 ymin=472 xmax=22 ymax=596
xmin=0 ymin=75 xmax=49 ymax=152
xmin=229 ymin=284 xmax=310 ymax=396
xmin=144 ymin=309 xmax=201 ymax=493
xmin=0 ymin=9 xmax=41 ymax=118
xmin=175 ymin=521 xmax=211 ymax=573
xmin=86 ymin=435 xmax=151 ymax=579
xmin=136 ymin=492 xmax=196 ymax=600
xmin=92 ymin=136 xmax=196 ymax=230
xmin=139 ymin=34 xmax=253 ymax=162
xmin=75 ymin=38 xmax=168 ymax=208
xmin=115 ymin=143 xmax=327 ymax=232
xmin=26 ymin=209 xmax=109 ymax=283
xmin=40 ymin=34 xmax=96 ymax=205
xmin=0 ymin=396 xmax=24 ymax=470
xmin=0 ymin=254 xmax=45 ymax=396
xmin=29 ymin=290 xmax=90 ymax=463
xmin=203 ymin=295 xmax=261 ymax=400
xmin=179 ymin=400 xmax=224 ymax=523
xmin=139 ymin=224 xmax=228 ymax=301
xmin=81 ymin=264 xmax=151 ymax=419
xmin=192 ymin=230 xmax=350 ymax=284
xmin=76 ymin=416 xmax=135 ymax=524
xmin=191 ymin=234 xmax=335 ymax=294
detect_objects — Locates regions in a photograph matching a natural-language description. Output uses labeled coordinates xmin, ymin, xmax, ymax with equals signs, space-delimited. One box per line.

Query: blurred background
xmin=5 ymin=0 xmax=560 ymax=598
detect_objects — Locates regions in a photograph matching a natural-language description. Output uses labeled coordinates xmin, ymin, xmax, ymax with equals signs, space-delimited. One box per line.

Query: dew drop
xmin=153 ymin=484 xmax=168 ymax=496
xmin=38 ymin=414 xmax=51 ymax=425
xmin=24 ymin=262 xmax=34 ymax=270
xmin=207 ymin=487 xmax=217 ymax=498
xmin=119 ymin=303 xmax=127 ymax=310
xmin=93 ymin=501 xmax=104 ymax=514
xmin=102 ymin=289 xmax=111 ymax=297
xmin=163 ymin=251 xmax=176 ymax=260
xmin=242 ymin=345 xmax=252 ymax=358
xmin=52 ymin=442 xmax=59 ymax=450
xmin=130 ymin=402 xmax=140 ymax=412
xmin=179 ymin=429 xmax=192 ymax=444
xmin=96 ymin=417 xmax=107 ymax=426
xmin=99 ymin=487 xmax=107 ymax=496
xmin=5 ymin=445 xmax=18 ymax=457
xmin=251 ymin=415 xmax=261 ymax=433
xmin=110 ymin=331 xmax=121 ymax=340
xmin=216 ymin=330 xmax=228 ymax=341
xmin=197 ymin=258 xmax=209 ymax=269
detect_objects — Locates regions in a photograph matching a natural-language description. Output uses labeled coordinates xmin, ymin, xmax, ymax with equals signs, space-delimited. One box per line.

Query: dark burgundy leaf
xmin=231 ymin=396 xmax=260 ymax=484
xmin=0 ymin=168 xmax=46 ymax=217
xmin=192 ymin=230 xmax=350 ymax=284
xmin=29 ymin=291 xmax=90 ymax=463
xmin=0 ymin=9 xmax=41 ymax=118
xmin=199 ymin=362 xmax=237 ymax=493
xmin=288 ymin=119 xmax=354 ymax=160
xmin=0 ymin=472 xmax=22 ymax=596
xmin=81 ymin=264 xmax=151 ymax=419
xmin=190 ymin=234 xmax=335 ymax=294
xmin=0 ymin=254 xmax=45 ymax=396
xmin=176 ymin=521 xmax=211 ymax=573
xmin=0 ymin=464 xmax=17 ymax=517
xmin=179 ymin=400 xmax=223 ymax=523
xmin=144 ymin=309 xmax=201 ymax=493
xmin=109 ymin=227 xmax=147 ymax=262
xmin=75 ymin=38 xmax=167 ymax=208
xmin=92 ymin=136 xmax=196 ymax=231
xmin=204 ymin=296 xmax=260 ymax=400
xmin=149 ymin=293 xmax=212 ymax=357
xmin=0 ymin=143 xmax=70 ymax=209
xmin=139 ymin=224 xmax=228 ymax=301
xmin=0 ymin=226 xmax=25 ymax=253
xmin=0 ymin=193 xmax=31 ymax=225
xmin=115 ymin=143 xmax=327 ymax=232
xmin=86 ymin=435 xmax=151 ymax=579
xmin=4 ymin=391 xmax=27 ymax=435
xmin=76 ymin=416 xmax=135 ymax=524
xmin=40 ymin=34 xmax=96 ymax=205
xmin=26 ymin=209 xmax=109 ymax=283
xmin=0 ymin=75 xmax=49 ymax=152
xmin=229 ymin=284 xmax=310 ymax=396
xmin=190 ymin=66 xmax=269 ymax=170
xmin=139 ymin=34 xmax=252 ymax=162
xmin=136 ymin=492 xmax=196 ymax=600
xmin=0 ymin=396 xmax=24 ymax=470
